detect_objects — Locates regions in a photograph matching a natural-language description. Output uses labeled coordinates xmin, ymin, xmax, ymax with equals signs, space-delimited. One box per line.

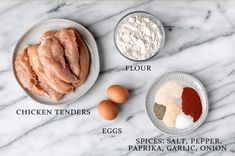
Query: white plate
xmin=146 ymin=72 xmax=208 ymax=135
xmin=12 ymin=18 xmax=100 ymax=105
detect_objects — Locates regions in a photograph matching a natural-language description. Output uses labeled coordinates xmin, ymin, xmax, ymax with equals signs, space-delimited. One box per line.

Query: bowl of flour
xmin=114 ymin=11 xmax=165 ymax=61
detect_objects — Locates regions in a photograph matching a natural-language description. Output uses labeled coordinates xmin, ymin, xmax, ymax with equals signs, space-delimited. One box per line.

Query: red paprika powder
xmin=182 ymin=87 xmax=202 ymax=122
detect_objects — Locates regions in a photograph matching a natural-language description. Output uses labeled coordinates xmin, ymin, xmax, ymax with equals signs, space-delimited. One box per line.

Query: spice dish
xmin=154 ymin=81 xmax=202 ymax=129
xmin=114 ymin=11 xmax=165 ymax=61
xmin=146 ymin=72 xmax=208 ymax=135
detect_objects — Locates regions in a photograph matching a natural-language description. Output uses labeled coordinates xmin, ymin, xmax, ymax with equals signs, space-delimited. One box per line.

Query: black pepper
xmin=154 ymin=103 xmax=166 ymax=120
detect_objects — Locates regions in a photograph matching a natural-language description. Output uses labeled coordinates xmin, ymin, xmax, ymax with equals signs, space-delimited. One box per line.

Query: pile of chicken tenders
xmin=14 ymin=28 xmax=90 ymax=101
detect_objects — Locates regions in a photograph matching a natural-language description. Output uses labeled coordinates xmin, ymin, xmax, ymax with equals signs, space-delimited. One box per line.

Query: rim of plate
xmin=145 ymin=72 xmax=209 ymax=136
xmin=12 ymin=18 xmax=100 ymax=105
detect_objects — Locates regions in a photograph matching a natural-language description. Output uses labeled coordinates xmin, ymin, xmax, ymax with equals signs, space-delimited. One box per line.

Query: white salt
xmin=175 ymin=112 xmax=194 ymax=129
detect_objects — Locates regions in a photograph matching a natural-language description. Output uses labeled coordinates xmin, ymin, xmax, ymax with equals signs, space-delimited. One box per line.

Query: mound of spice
xmin=175 ymin=112 xmax=194 ymax=129
xmin=154 ymin=103 xmax=166 ymax=120
xmin=182 ymin=87 xmax=202 ymax=122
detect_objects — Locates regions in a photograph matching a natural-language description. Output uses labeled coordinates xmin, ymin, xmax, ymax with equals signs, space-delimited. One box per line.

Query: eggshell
xmin=98 ymin=100 xmax=118 ymax=120
xmin=107 ymin=85 xmax=129 ymax=104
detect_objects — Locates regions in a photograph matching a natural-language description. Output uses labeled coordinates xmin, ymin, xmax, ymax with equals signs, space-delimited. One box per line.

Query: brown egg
xmin=98 ymin=100 xmax=118 ymax=120
xmin=107 ymin=85 xmax=129 ymax=104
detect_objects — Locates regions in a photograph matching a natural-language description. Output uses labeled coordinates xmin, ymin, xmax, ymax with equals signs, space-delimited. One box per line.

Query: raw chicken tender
xmin=38 ymin=37 xmax=77 ymax=84
xmin=55 ymin=28 xmax=80 ymax=77
xmin=15 ymin=48 xmax=46 ymax=96
xmin=40 ymin=30 xmax=57 ymax=40
xmin=27 ymin=44 xmax=64 ymax=101
xmin=72 ymin=28 xmax=90 ymax=86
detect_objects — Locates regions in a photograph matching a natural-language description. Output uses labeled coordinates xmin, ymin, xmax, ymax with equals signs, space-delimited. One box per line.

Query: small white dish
xmin=12 ymin=18 xmax=100 ymax=105
xmin=146 ymin=72 xmax=208 ymax=135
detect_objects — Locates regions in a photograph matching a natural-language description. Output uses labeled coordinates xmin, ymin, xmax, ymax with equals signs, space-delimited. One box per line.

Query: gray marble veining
xmin=0 ymin=0 xmax=235 ymax=156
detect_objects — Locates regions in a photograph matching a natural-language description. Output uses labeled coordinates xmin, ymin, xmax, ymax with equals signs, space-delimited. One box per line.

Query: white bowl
xmin=114 ymin=11 xmax=165 ymax=61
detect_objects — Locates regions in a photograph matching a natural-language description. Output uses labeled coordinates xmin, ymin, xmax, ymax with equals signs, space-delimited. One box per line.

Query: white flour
xmin=116 ymin=15 xmax=163 ymax=60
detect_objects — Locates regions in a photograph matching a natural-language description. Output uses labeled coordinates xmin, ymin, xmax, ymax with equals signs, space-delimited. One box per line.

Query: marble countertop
xmin=0 ymin=0 xmax=235 ymax=155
